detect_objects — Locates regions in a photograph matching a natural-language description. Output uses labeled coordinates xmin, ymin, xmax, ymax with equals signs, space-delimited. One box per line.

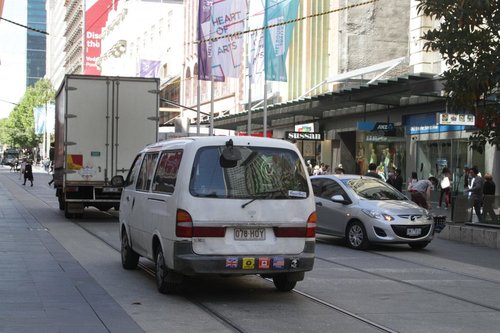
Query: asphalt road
xmin=2 ymin=165 xmax=500 ymax=333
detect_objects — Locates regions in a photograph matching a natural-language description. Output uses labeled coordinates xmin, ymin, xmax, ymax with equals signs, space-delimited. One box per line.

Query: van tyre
xmin=121 ymin=231 xmax=139 ymax=269
xmin=346 ymin=220 xmax=369 ymax=250
xmin=409 ymin=241 xmax=430 ymax=250
xmin=155 ymin=246 xmax=178 ymax=294
xmin=272 ymin=274 xmax=297 ymax=292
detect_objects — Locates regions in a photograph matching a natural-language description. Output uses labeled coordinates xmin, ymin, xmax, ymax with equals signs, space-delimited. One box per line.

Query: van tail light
xmin=306 ymin=212 xmax=317 ymax=238
xmin=274 ymin=213 xmax=316 ymax=238
xmin=175 ymin=210 xmax=226 ymax=238
xmin=176 ymin=209 xmax=193 ymax=237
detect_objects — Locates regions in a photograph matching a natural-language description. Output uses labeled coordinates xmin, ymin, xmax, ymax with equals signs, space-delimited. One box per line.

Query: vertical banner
xmin=198 ymin=0 xmax=248 ymax=81
xmin=84 ymin=0 xmax=119 ymax=75
xmin=139 ymin=59 xmax=161 ymax=78
xmin=33 ymin=106 xmax=45 ymax=135
xmin=264 ymin=0 xmax=300 ymax=82
xmin=198 ymin=0 xmax=213 ymax=81
xmin=248 ymin=0 xmax=265 ymax=86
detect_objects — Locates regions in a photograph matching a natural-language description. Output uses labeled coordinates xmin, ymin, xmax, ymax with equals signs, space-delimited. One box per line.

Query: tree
xmin=2 ymin=79 xmax=55 ymax=149
xmin=417 ymin=0 xmax=499 ymax=152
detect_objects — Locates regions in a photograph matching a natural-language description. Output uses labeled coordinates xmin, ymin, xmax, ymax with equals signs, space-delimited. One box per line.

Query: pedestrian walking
xmin=409 ymin=177 xmax=438 ymax=210
xmin=407 ymin=171 xmax=418 ymax=191
xmin=19 ymin=158 xmax=27 ymax=180
xmin=439 ymin=167 xmax=452 ymax=209
xmin=482 ymin=173 xmax=498 ymax=222
xmin=464 ymin=167 xmax=484 ymax=222
xmin=23 ymin=160 xmax=34 ymax=187
xmin=387 ymin=167 xmax=403 ymax=192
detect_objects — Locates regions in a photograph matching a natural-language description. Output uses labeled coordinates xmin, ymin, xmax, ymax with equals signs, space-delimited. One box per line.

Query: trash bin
xmin=433 ymin=215 xmax=446 ymax=233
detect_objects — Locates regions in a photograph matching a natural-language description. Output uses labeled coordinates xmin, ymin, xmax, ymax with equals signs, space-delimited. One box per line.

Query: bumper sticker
xmin=225 ymin=257 xmax=238 ymax=268
xmin=242 ymin=257 xmax=255 ymax=269
xmin=258 ymin=257 xmax=271 ymax=269
xmin=272 ymin=256 xmax=285 ymax=269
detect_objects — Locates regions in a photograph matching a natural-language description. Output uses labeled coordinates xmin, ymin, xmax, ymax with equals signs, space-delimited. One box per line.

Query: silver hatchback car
xmin=311 ymin=174 xmax=435 ymax=250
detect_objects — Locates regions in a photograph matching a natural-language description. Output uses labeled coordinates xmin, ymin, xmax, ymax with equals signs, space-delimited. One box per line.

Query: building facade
xmin=46 ymin=0 xmax=66 ymax=89
xmin=26 ymin=0 xmax=46 ymax=86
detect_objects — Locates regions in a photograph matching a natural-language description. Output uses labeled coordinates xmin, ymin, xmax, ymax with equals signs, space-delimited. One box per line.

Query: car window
xmin=125 ymin=154 xmax=142 ymax=186
xmin=152 ymin=150 xmax=182 ymax=194
xmin=190 ymin=145 xmax=309 ymax=199
xmin=315 ymin=179 xmax=347 ymax=200
xmin=136 ymin=152 xmax=159 ymax=191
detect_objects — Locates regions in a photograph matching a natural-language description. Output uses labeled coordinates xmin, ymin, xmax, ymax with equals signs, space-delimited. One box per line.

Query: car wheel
xmin=121 ymin=230 xmax=139 ymax=269
xmin=272 ymin=274 xmax=297 ymax=292
xmin=155 ymin=246 xmax=178 ymax=294
xmin=408 ymin=241 xmax=430 ymax=250
xmin=346 ymin=221 xmax=369 ymax=250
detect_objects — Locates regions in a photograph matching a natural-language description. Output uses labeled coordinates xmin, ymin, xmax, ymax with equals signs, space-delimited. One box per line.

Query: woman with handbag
xmin=439 ymin=167 xmax=452 ymax=209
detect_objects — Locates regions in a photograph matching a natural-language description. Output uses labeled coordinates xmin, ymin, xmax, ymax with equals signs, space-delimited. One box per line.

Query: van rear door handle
xmin=315 ymin=202 xmax=322 ymax=207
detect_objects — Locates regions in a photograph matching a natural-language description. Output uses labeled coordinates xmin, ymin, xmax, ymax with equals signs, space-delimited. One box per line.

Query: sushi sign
xmin=437 ymin=113 xmax=475 ymax=126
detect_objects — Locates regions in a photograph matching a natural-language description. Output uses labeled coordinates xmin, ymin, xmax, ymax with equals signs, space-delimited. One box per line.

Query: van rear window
xmin=189 ymin=146 xmax=309 ymax=199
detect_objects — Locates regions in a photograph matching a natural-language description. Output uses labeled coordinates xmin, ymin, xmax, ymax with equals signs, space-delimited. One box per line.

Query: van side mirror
xmin=111 ymin=175 xmax=125 ymax=187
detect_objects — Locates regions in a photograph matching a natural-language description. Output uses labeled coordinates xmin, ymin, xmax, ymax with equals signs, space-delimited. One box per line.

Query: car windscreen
xmin=341 ymin=178 xmax=408 ymax=200
xmin=189 ymin=145 xmax=309 ymax=199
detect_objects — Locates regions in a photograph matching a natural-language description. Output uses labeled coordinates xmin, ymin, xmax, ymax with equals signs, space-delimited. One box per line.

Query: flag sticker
xmin=225 ymin=257 xmax=238 ymax=268
xmin=242 ymin=257 xmax=255 ymax=269
xmin=258 ymin=257 xmax=271 ymax=269
xmin=272 ymin=256 xmax=285 ymax=269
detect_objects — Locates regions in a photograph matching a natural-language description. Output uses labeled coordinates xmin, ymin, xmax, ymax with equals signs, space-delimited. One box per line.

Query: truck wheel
xmin=272 ymin=274 xmax=297 ymax=292
xmin=155 ymin=246 xmax=178 ymax=294
xmin=64 ymin=203 xmax=72 ymax=218
xmin=57 ymin=190 xmax=64 ymax=211
xmin=121 ymin=230 xmax=139 ymax=269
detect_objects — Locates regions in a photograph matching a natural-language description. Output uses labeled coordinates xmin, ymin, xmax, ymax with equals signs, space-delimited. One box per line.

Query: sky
xmin=0 ymin=0 xmax=27 ymax=119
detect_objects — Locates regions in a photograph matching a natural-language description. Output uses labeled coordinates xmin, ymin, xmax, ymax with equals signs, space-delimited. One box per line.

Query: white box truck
xmin=53 ymin=74 xmax=159 ymax=218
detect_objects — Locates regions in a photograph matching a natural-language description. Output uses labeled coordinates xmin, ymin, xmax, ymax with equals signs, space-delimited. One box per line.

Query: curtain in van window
xmin=136 ymin=153 xmax=159 ymax=191
xmin=152 ymin=151 xmax=182 ymax=193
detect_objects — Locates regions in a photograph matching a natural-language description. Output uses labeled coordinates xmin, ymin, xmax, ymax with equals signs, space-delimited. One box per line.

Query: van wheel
xmin=121 ymin=231 xmax=139 ymax=269
xmin=346 ymin=221 xmax=369 ymax=250
xmin=155 ymin=247 xmax=178 ymax=294
xmin=272 ymin=274 xmax=297 ymax=292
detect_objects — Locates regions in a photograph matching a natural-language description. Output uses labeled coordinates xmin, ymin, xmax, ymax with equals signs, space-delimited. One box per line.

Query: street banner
xmin=248 ymin=0 xmax=265 ymax=85
xmin=139 ymin=59 xmax=161 ymax=78
xmin=198 ymin=0 xmax=248 ymax=81
xmin=84 ymin=0 xmax=120 ymax=75
xmin=33 ymin=106 xmax=45 ymax=135
xmin=264 ymin=0 xmax=300 ymax=82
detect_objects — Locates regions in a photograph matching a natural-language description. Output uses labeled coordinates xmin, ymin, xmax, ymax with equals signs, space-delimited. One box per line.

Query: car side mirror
xmin=331 ymin=194 xmax=349 ymax=204
xmin=111 ymin=175 xmax=125 ymax=187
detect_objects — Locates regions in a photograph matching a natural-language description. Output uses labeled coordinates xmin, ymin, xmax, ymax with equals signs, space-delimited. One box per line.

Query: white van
xmin=118 ymin=136 xmax=316 ymax=293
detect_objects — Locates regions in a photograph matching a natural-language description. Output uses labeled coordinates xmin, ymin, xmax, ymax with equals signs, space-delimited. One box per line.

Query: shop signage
xmin=437 ymin=113 xmax=475 ymax=126
xmin=286 ymin=131 xmax=323 ymax=141
xmin=373 ymin=122 xmax=395 ymax=131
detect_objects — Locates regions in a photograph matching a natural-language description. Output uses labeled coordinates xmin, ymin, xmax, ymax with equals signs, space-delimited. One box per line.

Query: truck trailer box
xmin=54 ymin=74 xmax=159 ymax=218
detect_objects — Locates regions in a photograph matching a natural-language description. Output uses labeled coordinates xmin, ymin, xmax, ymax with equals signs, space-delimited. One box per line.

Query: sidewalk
xmin=0 ymin=166 xmax=143 ymax=333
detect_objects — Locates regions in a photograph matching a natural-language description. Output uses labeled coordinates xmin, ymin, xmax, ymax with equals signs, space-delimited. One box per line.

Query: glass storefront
xmin=356 ymin=133 xmax=406 ymax=181
xmin=416 ymin=138 xmax=484 ymax=194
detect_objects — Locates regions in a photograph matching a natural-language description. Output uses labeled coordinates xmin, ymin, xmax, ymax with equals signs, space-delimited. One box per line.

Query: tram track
xmin=75 ymin=221 xmax=400 ymax=333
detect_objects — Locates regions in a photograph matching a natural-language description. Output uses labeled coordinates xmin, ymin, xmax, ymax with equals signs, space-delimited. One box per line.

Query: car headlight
xmin=361 ymin=209 xmax=395 ymax=222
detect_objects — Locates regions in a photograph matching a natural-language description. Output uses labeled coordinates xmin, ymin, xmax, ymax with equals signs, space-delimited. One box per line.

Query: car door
xmin=313 ymin=178 xmax=350 ymax=236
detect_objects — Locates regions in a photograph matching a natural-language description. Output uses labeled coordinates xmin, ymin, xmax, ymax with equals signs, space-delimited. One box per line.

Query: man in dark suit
xmin=364 ymin=162 xmax=382 ymax=180
xmin=465 ymin=166 xmax=485 ymax=222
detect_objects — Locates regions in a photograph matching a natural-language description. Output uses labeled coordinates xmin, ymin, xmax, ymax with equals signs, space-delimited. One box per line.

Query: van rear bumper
xmin=172 ymin=241 xmax=315 ymax=277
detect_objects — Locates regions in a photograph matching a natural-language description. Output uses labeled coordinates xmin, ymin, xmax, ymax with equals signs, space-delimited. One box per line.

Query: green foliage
xmin=417 ymin=0 xmax=499 ymax=150
xmin=1 ymin=79 xmax=55 ymax=149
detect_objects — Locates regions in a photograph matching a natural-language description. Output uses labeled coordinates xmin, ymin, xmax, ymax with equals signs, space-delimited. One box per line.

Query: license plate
xmin=234 ymin=228 xmax=266 ymax=240
xmin=103 ymin=187 xmax=120 ymax=193
xmin=407 ymin=228 xmax=422 ymax=236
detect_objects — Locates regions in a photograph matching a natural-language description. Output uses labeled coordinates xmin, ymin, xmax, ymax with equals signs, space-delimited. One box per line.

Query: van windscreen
xmin=189 ymin=146 xmax=309 ymax=199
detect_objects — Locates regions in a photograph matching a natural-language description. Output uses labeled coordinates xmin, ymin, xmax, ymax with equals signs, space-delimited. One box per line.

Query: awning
xmin=213 ymin=73 xmax=445 ymax=131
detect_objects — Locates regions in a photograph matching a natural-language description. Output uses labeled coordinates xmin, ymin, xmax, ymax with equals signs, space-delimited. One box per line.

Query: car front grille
xmin=391 ymin=225 xmax=432 ymax=239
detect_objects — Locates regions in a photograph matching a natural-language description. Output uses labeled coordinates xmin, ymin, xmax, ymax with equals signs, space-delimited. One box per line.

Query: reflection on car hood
xmin=358 ymin=199 xmax=426 ymax=215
